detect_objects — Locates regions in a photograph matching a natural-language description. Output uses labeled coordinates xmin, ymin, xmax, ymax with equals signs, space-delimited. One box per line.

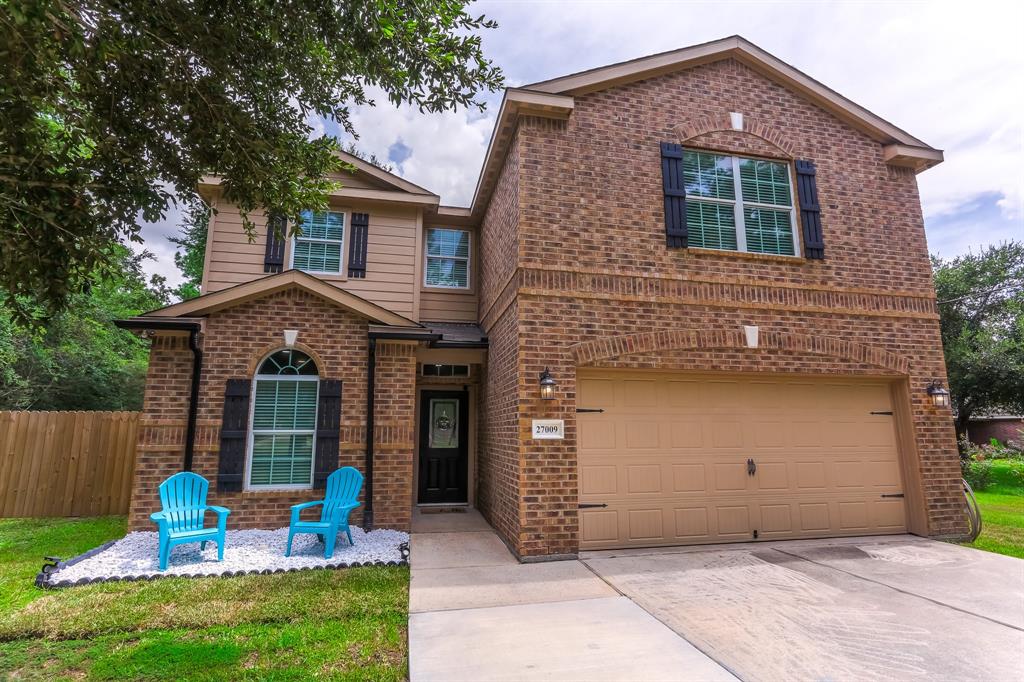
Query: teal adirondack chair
xmin=150 ymin=472 xmax=230 ymax=571
xmin=286 ymin=467 xmax=363 ymax=559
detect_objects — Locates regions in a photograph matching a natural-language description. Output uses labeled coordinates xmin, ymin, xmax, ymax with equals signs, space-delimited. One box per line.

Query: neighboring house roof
xmin=140 ymin=269 xmax=422 ymax=328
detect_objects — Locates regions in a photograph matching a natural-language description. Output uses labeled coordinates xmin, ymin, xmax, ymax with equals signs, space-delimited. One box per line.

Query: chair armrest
xmin=290 ymin=499 xmax=324 ymax=524
xmin=328 ymin=501 xmax=361 ymax=523
xmin=149 ymin=511 xmax=170 ymax=523
xmin=206 ymin=505 xmax=231 ymax=517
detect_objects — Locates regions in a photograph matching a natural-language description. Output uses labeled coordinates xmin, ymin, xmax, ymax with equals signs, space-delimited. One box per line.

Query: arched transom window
xmin=246 ymin=349 xmax=319 ymax=488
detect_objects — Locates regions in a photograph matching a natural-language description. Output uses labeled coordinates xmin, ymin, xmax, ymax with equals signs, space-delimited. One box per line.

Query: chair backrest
xmin=157 ymin=472 xmax=210 ymax=532
xmin=321 ymin=467 xmax=364 ymax=523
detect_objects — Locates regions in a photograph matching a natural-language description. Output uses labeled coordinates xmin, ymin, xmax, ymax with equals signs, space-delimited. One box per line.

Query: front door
xmin=418 ymin=390 xmax=469 ymax=504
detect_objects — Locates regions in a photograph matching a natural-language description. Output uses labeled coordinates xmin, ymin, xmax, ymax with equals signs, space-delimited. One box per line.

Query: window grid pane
xmin=739 ymin=159 xmax=792 ymax=206
xmin=294 ymin=210 xmax=344 ymax=273
xmin=683 ymin=151 xmax=735 ymax=201
xmin=686 ymin=200 xmax=738 ymax=251
xmin=426 ymin=228 xmax=470 ymax=258
xmin=250 ymin=378 xmax=317 ymax=487
xmin=744 ymin=207 xmax=795 ymax=256
xmin=426 ymin=256 xmax=469 ymax=288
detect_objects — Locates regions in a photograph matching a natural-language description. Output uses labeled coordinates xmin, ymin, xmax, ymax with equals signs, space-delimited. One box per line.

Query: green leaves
xmin=1 ymin=0 xmax=502 ymax=321
xmin=933 ymin=241 xmax=1024 ymax=434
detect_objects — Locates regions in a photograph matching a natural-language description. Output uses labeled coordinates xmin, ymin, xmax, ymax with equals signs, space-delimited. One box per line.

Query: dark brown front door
xmin=418 ymin=390 xmax=468 ymax=504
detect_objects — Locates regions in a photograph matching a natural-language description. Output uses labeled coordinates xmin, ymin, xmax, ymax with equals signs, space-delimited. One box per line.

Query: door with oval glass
xmin=418 ymin=390 xmax=469 ymax=504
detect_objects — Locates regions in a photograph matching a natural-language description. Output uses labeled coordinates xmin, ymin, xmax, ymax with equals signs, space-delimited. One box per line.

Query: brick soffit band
xmin=570 ymin=329 xmax=911 ymax=375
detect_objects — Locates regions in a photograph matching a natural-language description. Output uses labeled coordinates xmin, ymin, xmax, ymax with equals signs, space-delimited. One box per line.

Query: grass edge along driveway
xmin=0 ymin=516 xmax=408 ymax=681
xmin=965 ymin=459 xmax=1024 ymax=559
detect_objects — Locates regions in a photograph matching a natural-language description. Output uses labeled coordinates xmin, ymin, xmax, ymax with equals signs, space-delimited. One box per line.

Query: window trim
xmin=684 ymin=151 xmax=802 ymax=257
xmin=423 ymin=227 xmax=472 ymax=290
xmin=243 ymin=355 xmax=319 ymax=491
xmin=288 ymin=209 xmax=348 ymax=276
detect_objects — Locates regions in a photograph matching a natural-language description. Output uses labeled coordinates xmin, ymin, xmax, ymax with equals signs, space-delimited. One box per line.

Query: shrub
xmin=959 ymin=436 xmax=994 ymax=491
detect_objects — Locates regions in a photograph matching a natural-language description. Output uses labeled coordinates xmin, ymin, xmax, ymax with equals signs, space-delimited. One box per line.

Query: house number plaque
xmin=532 ymin=419 xmax=564 ymax=440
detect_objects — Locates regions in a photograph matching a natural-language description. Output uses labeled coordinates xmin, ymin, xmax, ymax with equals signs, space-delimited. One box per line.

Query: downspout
xmin=364 ymin=337 xmax=376 ymax=529
xmin=184 ymin=328 xmax=203 ymax=472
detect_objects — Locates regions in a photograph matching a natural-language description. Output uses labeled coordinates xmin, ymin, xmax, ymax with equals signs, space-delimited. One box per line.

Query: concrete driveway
xmin=409 ymin=511 xmax=1024 ymax=681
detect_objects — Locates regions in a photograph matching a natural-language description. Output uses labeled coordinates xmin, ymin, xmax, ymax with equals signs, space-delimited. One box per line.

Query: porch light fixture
xmin=539 ymin=368 xmax=557 ymax=401
xmin=927 ymin=380 xmax=951 ymax=408
xmin=283 ymin=329 xmax=298 ymax=348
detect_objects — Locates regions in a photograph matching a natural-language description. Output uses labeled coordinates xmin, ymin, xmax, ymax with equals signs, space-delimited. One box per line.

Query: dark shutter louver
xmin=217 ymin=379 xmax=251 ymax=492
xmin=264 ymin=213 xmax=287 ymax=273
xmin=348 ymin=213 xmax=369 ymax=278
xmin=795 ymin=160 xmax=825 ymax=260
xmin=660 ymin=142 xmax=688 ymax=248
xmin=313 ymin=379 xmax=342 ymax=489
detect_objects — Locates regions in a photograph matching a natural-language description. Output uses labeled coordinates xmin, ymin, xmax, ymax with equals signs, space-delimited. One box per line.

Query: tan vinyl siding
xmin=420 ymin=289 xmax=478 ymax=322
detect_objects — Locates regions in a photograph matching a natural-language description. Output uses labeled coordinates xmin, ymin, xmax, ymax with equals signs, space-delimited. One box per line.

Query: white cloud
xmin=137 ymin=0 xmax=1024 ymax=283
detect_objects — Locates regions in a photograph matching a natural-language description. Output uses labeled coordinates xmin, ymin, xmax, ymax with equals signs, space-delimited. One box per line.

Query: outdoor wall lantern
xmin=927 ymin=380 xmax=951 ymax=408
xmin=539 ymin=368 xmax=557 ymax=400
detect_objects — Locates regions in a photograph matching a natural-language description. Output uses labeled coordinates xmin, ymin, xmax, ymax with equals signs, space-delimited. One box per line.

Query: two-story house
xmin=119 ymin=36 xmax=963 ymax=560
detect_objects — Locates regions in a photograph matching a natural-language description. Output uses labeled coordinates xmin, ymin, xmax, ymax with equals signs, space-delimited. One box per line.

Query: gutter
xmin=115 ymin=317 xmax=203 ymax=471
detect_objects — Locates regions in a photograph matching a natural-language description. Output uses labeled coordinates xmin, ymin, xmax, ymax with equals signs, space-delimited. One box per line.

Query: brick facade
xmin=129 ymin=288 xmax=417 ymax=532
xmin=968 ymin=419 xmax=1024 ymax=447
xmin=129 ymin=53 xmax=961 ymax=559
xmin=475 ymin=57 xmax=962 ymax=559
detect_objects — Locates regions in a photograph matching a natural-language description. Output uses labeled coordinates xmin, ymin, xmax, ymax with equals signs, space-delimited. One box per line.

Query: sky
xmin=139 ymin=0 xmax=1023 ymax=287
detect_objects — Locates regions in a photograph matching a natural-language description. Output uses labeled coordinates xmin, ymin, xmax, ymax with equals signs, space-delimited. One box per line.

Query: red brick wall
xmin=968 ymin=420 xmax=1024 ymax=446
xmin=478 ymin=57 xmax=962 ymax=558
xmin=372 ymin=341 xmax=417 ymax=529
xmin=129 ymin=288 xmax=416 ymax=532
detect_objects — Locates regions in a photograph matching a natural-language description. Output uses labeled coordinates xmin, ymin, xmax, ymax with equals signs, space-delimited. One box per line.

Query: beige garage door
xmin=578 ymin=372 xmax=907 ymax=550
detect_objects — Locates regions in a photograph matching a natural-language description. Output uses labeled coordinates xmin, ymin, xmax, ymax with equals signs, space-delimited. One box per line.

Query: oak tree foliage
xmin=1 ymin=0 xmax=501 ymax=321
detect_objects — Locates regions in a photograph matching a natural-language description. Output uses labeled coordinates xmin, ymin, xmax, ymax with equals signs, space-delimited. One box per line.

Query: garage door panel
xmin=578 ymin=372 xmax=907 ymax=550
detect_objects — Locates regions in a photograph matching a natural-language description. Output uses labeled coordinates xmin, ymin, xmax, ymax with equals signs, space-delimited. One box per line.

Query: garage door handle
xmin=747 ymin=458 xmax=756 ymax=476
xmin=880 ymin=493 xmax=905 ymax=498
xmin=579 ymin=503 xmax=608 ymax=509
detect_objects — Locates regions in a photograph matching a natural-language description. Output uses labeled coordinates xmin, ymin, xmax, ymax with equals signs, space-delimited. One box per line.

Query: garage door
xmin=578 ymin=372 xmax=907 ymax=550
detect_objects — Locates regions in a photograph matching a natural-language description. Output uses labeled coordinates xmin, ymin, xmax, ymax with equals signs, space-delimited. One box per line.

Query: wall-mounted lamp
xmin=539 ymin=368 xmax=557 ymax=401
xmin=283 ymin=329 xmax=298 ymax=348
xmin=927 ymin=380 xmax=951 ymax=408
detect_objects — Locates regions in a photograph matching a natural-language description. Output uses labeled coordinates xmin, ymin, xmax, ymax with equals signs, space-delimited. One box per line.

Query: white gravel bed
xmin=45 ymin=526 xmax=409 ymax=586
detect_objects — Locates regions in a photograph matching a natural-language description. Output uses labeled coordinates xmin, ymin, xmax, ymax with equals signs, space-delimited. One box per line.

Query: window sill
xmin=422 ymin=284 xmax=473 ymax=293
xmin=683 ymin=247 xmax=808 ymax=264
xmin=242 ymin=487 xmax=314 ymax=496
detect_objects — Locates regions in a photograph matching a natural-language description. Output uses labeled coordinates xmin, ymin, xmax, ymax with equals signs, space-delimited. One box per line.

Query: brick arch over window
xmin=570 ymin=329 xmax=910 ymax=374
xmin=672 ymin=114 xmax=797 ymax=158
xmin=245 ymin=341 xmax=328 ymax=376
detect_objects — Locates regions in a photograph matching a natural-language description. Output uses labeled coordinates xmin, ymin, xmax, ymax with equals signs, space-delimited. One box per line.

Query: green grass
xmin=966 ymin=459 xmax=1024 ymax=559
xmin=0 ymin=517 xmax=409 ymax=680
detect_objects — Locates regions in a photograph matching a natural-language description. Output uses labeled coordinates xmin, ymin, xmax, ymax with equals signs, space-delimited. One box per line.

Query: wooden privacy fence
xmin=0 ymin=411 xmax=139 ymax=518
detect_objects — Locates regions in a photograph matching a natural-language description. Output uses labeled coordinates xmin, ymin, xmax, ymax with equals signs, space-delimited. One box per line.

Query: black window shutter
xmin=217 ymin=379 xmax=251 ymax=492
xmin=264 ymin=213 xmax=287 ymax=273
xmin=795 ymin=160 xmax=825 ymax=260
xmin=660 ymin=142 xmax=688 ymax=248
xmin=348 ymin=213 xmax=369 ymax=278
xmin=313 ymin=379 xmax=342 ymax=489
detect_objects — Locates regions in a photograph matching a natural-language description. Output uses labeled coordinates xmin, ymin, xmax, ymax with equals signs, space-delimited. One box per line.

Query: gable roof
xmin=199 ymin=149 xmax=441 ymax=208
xmin=143 ymin=269 xmax=421 ymax=328
xmin=459 ymin=36 xmax=942 ymax=220
xmin=526 ymin=35 xmax=933 ymax=149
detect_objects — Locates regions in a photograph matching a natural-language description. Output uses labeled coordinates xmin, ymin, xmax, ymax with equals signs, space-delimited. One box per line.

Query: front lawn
xmin=966 ymin=459 xmax=1024 ymax=559
xmin=0 ymin=516 xmax=408 ymax=680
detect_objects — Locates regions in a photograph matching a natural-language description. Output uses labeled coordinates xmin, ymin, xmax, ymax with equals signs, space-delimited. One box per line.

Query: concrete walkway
xmin=408 ymin=510 xmax=1024 ymax=681
xmin=408 ymin=508 xmax=733 ymax=681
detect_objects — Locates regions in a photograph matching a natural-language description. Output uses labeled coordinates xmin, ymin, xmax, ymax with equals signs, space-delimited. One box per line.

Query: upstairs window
xmin=425 ymin=228 xmax=470 ymax=289
xmin=683 ymin=151 xmax=798 ymax=256
xmin=247 ymin=350 xmax=319 ymax=489
xmin=292 ymin=210 xmax=345 ymax=274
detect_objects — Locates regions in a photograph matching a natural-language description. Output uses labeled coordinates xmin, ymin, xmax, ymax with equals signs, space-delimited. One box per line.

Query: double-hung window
xmin=683 ymin=150 xmax=799 ymax=256
xmin=424 ymin=228 xmax=471 ymax=289
xmin=247 ymin=350 xmax=319 ymax=489
xmin=292 ymin=210 xmax=345 ymax=273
